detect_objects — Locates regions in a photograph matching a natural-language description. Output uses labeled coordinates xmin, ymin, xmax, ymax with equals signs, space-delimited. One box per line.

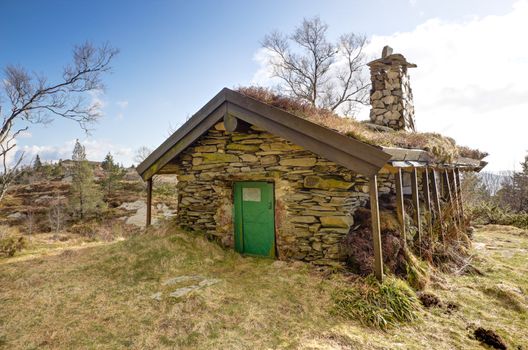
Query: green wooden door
xmin=234 ymin=182 xmax=275 ymax=257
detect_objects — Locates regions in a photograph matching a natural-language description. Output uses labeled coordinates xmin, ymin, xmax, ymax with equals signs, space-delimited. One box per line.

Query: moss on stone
xmin=201 ymin=153 xmax=239 ymax=164
xmin=226 ymin=144 xmax=260 ymax=152
xmin=320 ymin=216 xmax=354 ymax=228
xmin=304 ymin=176 xmax=353 ymax=190
xmin=279 ymin=158 xmax=317 ymax=167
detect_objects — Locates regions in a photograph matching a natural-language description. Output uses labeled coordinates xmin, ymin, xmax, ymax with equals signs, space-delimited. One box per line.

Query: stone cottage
xmin=137 ymin=47 xmax=486 ymax=280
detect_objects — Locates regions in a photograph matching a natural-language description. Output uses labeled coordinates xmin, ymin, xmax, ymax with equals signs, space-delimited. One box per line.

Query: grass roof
xmin=237 ymin=87 xmax=487 ymax=163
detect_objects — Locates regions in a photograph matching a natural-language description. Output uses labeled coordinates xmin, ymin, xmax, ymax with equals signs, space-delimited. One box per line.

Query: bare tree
xmin=134 ymin=146 xmax=153 ymax=165
xmin=49 ymin=195 xmax=66 ymax=233
xmin=0 ymin=42 xmax=118 ymax=202
xmin=479 ymin=171 xmax=510 ymax=197
xmin=262 ymin=17 xmax=369 ymax=115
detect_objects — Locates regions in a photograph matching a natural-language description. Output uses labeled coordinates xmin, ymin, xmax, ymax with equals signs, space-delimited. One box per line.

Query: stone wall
xmin=171 ymin=122 xmax=394 ymax=266
xmin=368 ymin=49 xmax=417 ymax=132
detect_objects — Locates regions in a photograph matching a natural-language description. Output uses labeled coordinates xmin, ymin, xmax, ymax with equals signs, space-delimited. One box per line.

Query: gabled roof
xmin=137 ymin=88 xmax=392 ymax=180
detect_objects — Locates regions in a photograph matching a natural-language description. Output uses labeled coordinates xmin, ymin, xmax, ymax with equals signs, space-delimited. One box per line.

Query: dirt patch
xmin=343 ymin=207 xmax=407 ymax=276
xmin=418 ymin=292 xmax=442 ymax=308
xmin=445 ymin=302 xmax=459 ymax=314
xmin=474 ymin=327 xmax=507 ymax=350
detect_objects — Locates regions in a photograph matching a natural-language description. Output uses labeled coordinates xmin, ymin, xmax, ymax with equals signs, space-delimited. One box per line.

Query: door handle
xmin=268 ymin=201 xmax=272 ymax=209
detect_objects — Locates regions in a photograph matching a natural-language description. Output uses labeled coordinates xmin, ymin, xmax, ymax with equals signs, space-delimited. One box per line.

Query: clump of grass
xmin=237 ymin=86 xmax=485 ymax=163
xmin=0 ymin=226 xmax=27 ymax=257
xmin=332 ymin=275 xmax=420 ymax=330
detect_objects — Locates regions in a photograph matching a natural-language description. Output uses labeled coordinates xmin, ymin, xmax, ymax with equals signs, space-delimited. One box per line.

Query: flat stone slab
xmin=150 ymin=292 xmax=162 ymax=301
xmin=151 ymin=275 xmax=222 ymax=300
xmin=169 ymin=286 xmax=201 ymax=298
xmin=162 ymin=275 xmax=205 ymax=286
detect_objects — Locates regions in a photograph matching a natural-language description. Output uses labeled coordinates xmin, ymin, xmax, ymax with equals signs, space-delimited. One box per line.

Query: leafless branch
xmin=0 ymin=41 xmax=118 ymax=203
xmin=262 ymin=17 xmax=369 ymax=115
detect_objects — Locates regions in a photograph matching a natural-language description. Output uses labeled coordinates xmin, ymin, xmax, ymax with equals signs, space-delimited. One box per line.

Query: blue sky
xmin=0 ymin=0 xmax=524 ymax=170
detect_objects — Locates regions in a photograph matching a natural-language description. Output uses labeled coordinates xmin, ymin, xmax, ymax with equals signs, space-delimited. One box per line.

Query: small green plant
xmin=332 ymin=275 xmax=419 ymax=330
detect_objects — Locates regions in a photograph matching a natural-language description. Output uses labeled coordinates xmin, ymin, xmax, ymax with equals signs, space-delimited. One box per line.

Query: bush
xmin=0 ymin=229 xmax=27 ymax=257
xmin=332 ymin=275 xmax=419 ymax=330
xmin=69 ymin=222 xmax=97 ymax=239
xmin=469 ymin=202 xmax=528 ymax=229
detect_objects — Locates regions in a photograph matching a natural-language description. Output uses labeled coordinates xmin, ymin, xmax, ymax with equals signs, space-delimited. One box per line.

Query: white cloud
xmin=359 ymin=0 xmax=528 ymax=171
xmin=116 ymin=100 xmax=129 ymax=109
xmin=88 ymin=89 xmax=106 ymax=118
xmin=251 ymin=1 xmax=528 ymax=171
xmin=251 ymin=48 xmax=281 ymax=86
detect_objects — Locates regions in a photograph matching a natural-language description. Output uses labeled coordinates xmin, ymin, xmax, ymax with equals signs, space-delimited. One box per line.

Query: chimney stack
xmin=368 ymin=46 xmax=417 ymax=132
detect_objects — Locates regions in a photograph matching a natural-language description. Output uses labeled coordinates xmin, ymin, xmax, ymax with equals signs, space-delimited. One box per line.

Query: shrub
xmin=332 ymin=275 xmax=419 ymax=330
xmin=69 ymin=222 xmax=97 ymax=239
xmin=0 ymin=228 xmax=27 ymax=257
xmin=468 ymin=202 xmax=528 ymax=229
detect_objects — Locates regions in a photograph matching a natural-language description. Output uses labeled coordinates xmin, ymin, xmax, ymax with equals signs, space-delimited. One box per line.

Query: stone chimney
xmin=368 ymin=46 xmax=417 ymax=132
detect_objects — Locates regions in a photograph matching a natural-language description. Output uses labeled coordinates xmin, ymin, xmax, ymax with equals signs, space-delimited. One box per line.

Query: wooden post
xmin=449 ymin=169 xmax=461 ymax=226
xmin=455 ymin=168 xmax=465 ymax=222
xmin=422 ymin=167 xmax=433 ymax=238
xmin=411 ymin=168 xmax=422 ymax=255
xmin=444 ymin=169 xmax=456 ymax=229
xmin=395 ymin=168 xmax=406 ymax=243
xmin=369 ymin=174 xmax=384 ymax=282
xmin=431 ymin=169 xmax=443 ymax=241
xmin=146 ymin=178 xmax=152 ymax=227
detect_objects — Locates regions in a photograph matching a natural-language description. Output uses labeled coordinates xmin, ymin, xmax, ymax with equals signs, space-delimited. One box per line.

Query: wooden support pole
xmin=431 ymin=169 xmax=443 ymax=241
xmin=422 ymin=167 xmax=433 ymax=238
xmin=444 ymin=169 xmax=456 ymax=229
xmin=455 ymin=168 xmax=465 ymax=222
xmin=449 ymin=170 xmax=461 ymax=226
xmin=146 ymin=178 xmax=152 ymax=227
xmin=442 ymin=169 xmax=450 ymax=200
xmin=369 ymin=174 xmax=384 ymax=282
xmin=411 ymin=168 xmax=422 ymax=255
xmin=395 ymin=168 xmax=406 ymax=243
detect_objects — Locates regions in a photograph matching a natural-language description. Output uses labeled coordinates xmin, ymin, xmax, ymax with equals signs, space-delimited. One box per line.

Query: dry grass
xmin=0 ymin=223 xmax=527 ymax=349
xmin=237 ymin=86 xmax=487 ymax=163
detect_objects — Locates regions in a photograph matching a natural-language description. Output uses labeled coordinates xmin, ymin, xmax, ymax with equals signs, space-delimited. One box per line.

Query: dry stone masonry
xmin=171 ymin=123 xmax=394 ymax=267
xmin=368 ymin=45 xmax=417 ymax=132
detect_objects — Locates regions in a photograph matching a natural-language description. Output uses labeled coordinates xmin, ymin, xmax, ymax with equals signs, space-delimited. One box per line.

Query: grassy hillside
xmin=0 ymin=224 xmax=527 ymax=349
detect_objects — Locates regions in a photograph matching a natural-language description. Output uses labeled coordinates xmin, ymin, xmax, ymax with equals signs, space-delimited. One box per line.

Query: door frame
xmin=233 ymin=181 xmax=276 ymax=258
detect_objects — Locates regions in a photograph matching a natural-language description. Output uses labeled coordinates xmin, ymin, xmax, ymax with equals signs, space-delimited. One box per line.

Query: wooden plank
xmin=146 ymin=178 xmax=152 ymax=227
xmin=431 ymin=169 xmax=443 ymax=241
xmin=141 ymin=104 xmax=227 ymax=180
xmin=395 ymin=168 xmax=406 ymax=243
xmin=225 ymin=90 xmax=391 ymax=169
xmin=369 ymin=174 xmax=384 ymax=282
xmin=227 ymin=103 xmax=388 ymax=176
xmin=138 ymin=88 xmax=392 ymax=179
xmin=137 ymin=88 xmax=228 ymax=175
xmin=422 ymin=167 xmax=433 ymax=238
xmin=449 ymin=169 xmax=461 ymax=226
xmin=411 ymin=168 xmax=422 ymax=256
xmin=444 ymin=169 xmax=457 ymax=231
xmin=455 ymin=168 xmax=465 ymax=222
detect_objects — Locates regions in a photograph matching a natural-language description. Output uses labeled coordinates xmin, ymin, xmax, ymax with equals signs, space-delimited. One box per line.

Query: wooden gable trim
xmin=137 ymin=88 xmax=392 ymax=180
